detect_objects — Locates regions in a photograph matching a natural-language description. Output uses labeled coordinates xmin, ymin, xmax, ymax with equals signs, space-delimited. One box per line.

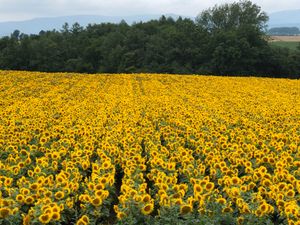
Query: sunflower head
xmin=39 ymin=213 xmax=52 ymax=224
xmin=0 ymin=208 xmax=11 ymax=219
xmin=55 ymin=191 xmax=65 ymax=200
xmin=25 ymin=196 xmax=34 ymax=205
xmin=180 ymin=204 xmax=192 ymax=215
xmin=141 ymin=203 xmax=154 ymax=215
xmin=52 ymin=212 xmax=61 ymax=221
xmin=16 ymin=194 xmax=25 ymax=203
xmin=117 ymin=212 xmax=126 ymax=220
xmin=91 ymin=197 xmax=102 ymax=207
xmin=205 ymin=182 xmax=215 ymax=192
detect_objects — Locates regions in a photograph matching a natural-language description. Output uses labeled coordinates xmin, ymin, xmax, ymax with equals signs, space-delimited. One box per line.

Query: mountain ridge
xmin=0 ymin=14 xmax=187 ymax=37
xmin=0 ymin=9 xmax=299 ymax=37
xmin=268 ymin=9 xmax=300 ymax=28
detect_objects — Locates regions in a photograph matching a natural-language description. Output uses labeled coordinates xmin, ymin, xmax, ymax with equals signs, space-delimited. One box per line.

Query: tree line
xmin=268 ymin=27 xmax=300 ymax=36
xmin=0 ymin=0 xmax=299 ymax=78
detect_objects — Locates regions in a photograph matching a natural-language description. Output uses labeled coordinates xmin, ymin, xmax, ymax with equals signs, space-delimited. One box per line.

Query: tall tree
xmin=196 ymin=0 xmax=268 ymax=33
xmin=195 ymin=0 xmax=272 ymax=76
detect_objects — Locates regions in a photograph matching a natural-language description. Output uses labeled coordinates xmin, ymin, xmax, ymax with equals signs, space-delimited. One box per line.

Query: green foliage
xmin=113 ymin=201 xmax=287 ymax=225
xmin=270 ymin=42 xmax=300 ymax=51
xmin=0 ymin=1 xmax=299 ymax=78
xmin=114 ymin=204 xmax=237 ymax=225
xmin=195 ymin=0 xmax=268 ymax=33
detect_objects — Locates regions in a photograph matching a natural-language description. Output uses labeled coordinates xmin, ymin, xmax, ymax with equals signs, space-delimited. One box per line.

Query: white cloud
xmin=0 ymin=0 xmax=298 ymax=22
xmin=251 ymin=0 xmax=300 ymax=12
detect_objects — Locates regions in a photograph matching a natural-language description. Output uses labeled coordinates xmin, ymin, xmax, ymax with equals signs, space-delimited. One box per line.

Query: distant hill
xmin=268 ymin=9 xmax=300 ymax=28
xmin=0 ymin=9 xmax=300 ymax=37
xmin=268 ymin=27 xmax=300 ymax=36
xmin=0 ymin=14 xmax=188 ymax=37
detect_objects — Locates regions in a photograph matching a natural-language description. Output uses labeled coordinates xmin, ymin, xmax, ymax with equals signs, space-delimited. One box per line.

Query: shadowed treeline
xmin=0 ymin=0 xmax=299 ymax=78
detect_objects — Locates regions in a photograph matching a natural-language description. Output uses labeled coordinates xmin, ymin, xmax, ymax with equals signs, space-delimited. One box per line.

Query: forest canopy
xmin=0 ymin=0 xmax=299 ymax=78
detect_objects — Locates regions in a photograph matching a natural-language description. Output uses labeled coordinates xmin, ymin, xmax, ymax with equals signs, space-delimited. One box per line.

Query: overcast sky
xmin=0 ymin=0 xmax=298 ymax=22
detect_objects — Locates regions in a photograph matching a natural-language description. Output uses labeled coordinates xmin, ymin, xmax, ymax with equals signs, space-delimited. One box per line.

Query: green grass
xmin=270 ymin=41 xmax=300 ymax=51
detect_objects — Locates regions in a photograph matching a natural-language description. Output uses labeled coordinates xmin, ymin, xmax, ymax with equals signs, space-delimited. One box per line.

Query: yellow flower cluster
xmin=0 ymin=71 xmax=299 ymax=224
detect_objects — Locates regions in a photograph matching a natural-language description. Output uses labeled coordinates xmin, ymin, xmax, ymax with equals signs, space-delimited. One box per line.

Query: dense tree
xmin=196 ymin=0 xmax=268 ymax=32
xmin=0 ymin=1 xmax=299 ymax=78
xmin=195 ymin=0 xmax=276 ymax=76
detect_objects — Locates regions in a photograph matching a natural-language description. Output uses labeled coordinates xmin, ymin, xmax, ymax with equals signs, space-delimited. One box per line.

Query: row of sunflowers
xmin=0 ymin=71 xmax=299 ymax=225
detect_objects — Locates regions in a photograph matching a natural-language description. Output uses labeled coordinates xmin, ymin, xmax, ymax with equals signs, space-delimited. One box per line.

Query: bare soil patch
xmin=270 ymin=36 xmax=300 ymax=42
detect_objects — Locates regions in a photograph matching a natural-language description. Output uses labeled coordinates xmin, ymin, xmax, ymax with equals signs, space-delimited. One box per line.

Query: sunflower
xmin=20 ymin=149 xmax=28 ymax=156
xmin=16 ymin=194 xmax=25 ymax=203
xmin=241 ymin=204 xmax=251 ymax=214
xmin=222 ymin=206 xmax=233 ymax=213
xmin=194 ymin=184 xmax=203 ymax=194
xmin=231 ymin=177 xmax=240 ymax=185
xmin=94 ymin=183 xmax=104 ymax=190
xmin=231 ymin=187 xmax=240 ymax=196
xmin=205 ymin=182 xmax=215 ymax=192
xmin=134 ymin=195 xmax=142 ymax=202
xmin=237 ymin=216 xmax=244 ymax=225
xmin=82 ymin=162 xmax=89 ymax=170
xmin=25 ymin=157 xmax=32 ymax=165
xmin=259 ymin=203 xmax=269 ymax=214
xmin=240 ymin=185 xmax=247 ymax=192
xmin=45 ymin=191 xmax=52 ymax=198
xmin=102 ymin=160 xmax=111 ymax=170
xmin=117 ymin=212 xmax=126 ymax=220
xmin=25 ymin=196 xmax=34 ymax=205
xmin=141 ymin=203 xmax=154 ymax=215
xmin=286 ymin=190 xmax=295 ymax=198
xmin=173 ymin=198 xmax=183 ymax=205
xmin=277 ymin=193 xmax=284 ymax=200
xmin=39 ymin=136 xmax=47 ymax=145
xmin=21 ymin=188 xmax=30 ymax=195
xmin=100 ymin=177 xmax=107 ymax=185
xmin=44 ymin=208 xmax=52 ymax=215
xmin=95 ymin=190 xmax=104 ymax=197
xmin=255 ymin=209 xmax=263 ymax=217
xmin=81 ymin=215 xmax=89 ymax=223
xmin=0 ymin=208 xmax=11 ymax=218
xmin=91 ymin=197 xmax=102 ymax=207
xmin=22 ymin=214 xmax=31 ymax=225
xmin=167 ymin=162 xmax=176 ymax=171
xmin=139 ymin=164 xmax=147 ymax=171
xmin=30 ymin=183 xmax=39 ymax=191
xmin=51 ymin=212 xmax=61 ymax=221
xmin=216 ymin=197 xmax=227 ymax=205
xmin=52 ymin=152 xmax=60 ymax=160
xmin=142 ymin=194 xmax=151 ymax=203
xmin=39 ymin=213 xmax=52 ymax=224
xmin=245 ymin=167 xmax=253 ymax=173
xmin=76 ymin=219 xmax=87 ymax=225
xmin=55 ymin=191 xmax=65 ymax=200
xmin=248 ymin=182 xmax=256 ymax=190
xmin=87 ymin=183 xmax=94 ymax=190
xmin=81 ymin=194 xmax=91 ymax=202
xmin=180 ymin=204 xmax=193 ymax=214
xmin=34 ymin=166 xmax=41 ymax=174
xmin=4 ymin=178 xmax=13 ymax=186
xmin=52 ymin=205 xmax=60 ymax=213
xmin=278 ymin=182 xmax=286 ymax=190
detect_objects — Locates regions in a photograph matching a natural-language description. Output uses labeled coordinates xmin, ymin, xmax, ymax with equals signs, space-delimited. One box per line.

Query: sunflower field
xmin=0 ymin=71 xmax=299 ymax=225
